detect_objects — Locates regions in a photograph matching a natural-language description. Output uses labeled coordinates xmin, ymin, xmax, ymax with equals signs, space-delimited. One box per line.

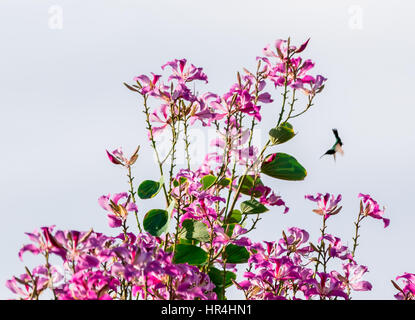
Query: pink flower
xmin=106 ymin=146 xmax=140 ymax=166
xmin=148 ymin=103 xmax=170 ymax=138
xmin=189 ymin=92 xmax=224 ymax=127
xmin=211 ymin=224 xmax=251 ymax=248
xmin=134 ymin=73 xmax=162 ymax=96
xmin=256 ymin=185 xmax=289 ymax=214
xmin=162 ymin=58 xmax=208 ymax=83
xmin=305 ymin=193 xmax=342 ymax=219
xmin=57 ymin=270 xmax=119 ymax=300
xmin=393 ymin=273 xmax=415 ymax=300
xmin=305 ymin=272 xmax=348 ymax=300
xmin=278 ymin=227 xmax=312 ymax=263
xmin=291 ymin=74 xmax=327 ymax=95
xmin=98 ymin=192 xmax=138 ymax=228
xmin=358 ymin=193 xmax=390 ymax=228
xmin=6 ymin=265 xmax=63 ymax=300
xmin=333 ymin=263 xmax=372 ymax=292
xmin=19 ymin=226 xmax=66 ymax=261
xmin=319 ymin=234 xmax=353 ymax=261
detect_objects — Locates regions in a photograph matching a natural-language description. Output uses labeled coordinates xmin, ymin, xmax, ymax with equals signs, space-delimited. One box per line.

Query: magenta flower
xmin=263 ymin=38 xmax=310 ymax=61
xmin=57 ymin=270 xmax=119 ymax=300
xmin=148 ymin=103 xmax=170 ymax=138
xmin=278 ymin=227 xmax=312 ymax=263
xmin=291 ymin=74 xmax=327 ymax=96
xmin=256 ymin=185 xmax=289 ymax=214
xmin=305 ymin=193 xmax=342 ymax=219
xmin=19 ymin=226 xmax=66 ymax=261
xmin=358 ymin=193 xmax=390 ymax=228
xmin=134 ymin=73 xmax=162 ymax=96
xmin=98 ymin=192 xmax=138 ymax=228
xmin=319 ymin=234 xmax=353 ymax=261
xmin=162 ymin=58 xmax=208 ymax=83
xmin=211 ymin=223 xmax=251 ymax=248
xmin=305 ymin=272 xmax=348 ymax=300
xmin=393 ymin=273 xmax=415 ymax=300
xmin=6 ymin=266 xmax=62 ymax=299
xmin=106 ymin=146 xmax=140 ymax=167
xmin=222 ymin=85 xmax=263 ymax=121
xmin=333 ymin=263 xmax=372 ymax=292
xmin=189 ymin=92 xmax=224 ymax=127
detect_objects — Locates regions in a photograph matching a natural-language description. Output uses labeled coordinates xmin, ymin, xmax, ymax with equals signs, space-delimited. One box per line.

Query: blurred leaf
xmin=173 ymin=244 xmax=208 ymax=266
xmin=261 ymin=153 xmax=307 ymax=181
xmin=208 ymin=267 xmax=237 ymax=299
xmin=137 ymin=177 xmax=164 ymax=199
xmin=201 ymin=175 xmax=216 ymax=190
xmin=218 ymin=177 xmax=232 ymax=187
xmin=239 ymin=175 xmax=263 ymax=198
xmin=143 ymin=209 xmax=169 ymax=237
xmin=225 ymin=210 xmax=242 ymax=224
xmin=269 ymin=122 xmax=296 ymax=145
xmin=240 ymin=199 xmax=269 ymax=215
xmin=181 ymin=219 xmax=210 ymax=242
xmin=224 ymin=244 xmax=250 ymax=264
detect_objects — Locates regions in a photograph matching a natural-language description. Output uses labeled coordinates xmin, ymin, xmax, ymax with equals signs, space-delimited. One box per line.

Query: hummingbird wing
xmin=335 ymin=143 xmax=344 ymax=155
xmin=320 ymin=149 xmax=335 ymax=159
xmin=332 ymin=128 xmax=343 ymax=146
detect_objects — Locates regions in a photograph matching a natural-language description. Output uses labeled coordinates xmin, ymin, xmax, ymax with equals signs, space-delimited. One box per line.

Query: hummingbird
xmin=320 ymin=128 xmax=344 ymax=161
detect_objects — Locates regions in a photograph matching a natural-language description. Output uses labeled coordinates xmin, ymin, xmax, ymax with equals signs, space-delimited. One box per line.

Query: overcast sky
xmin=1 ymin=0 xmax=414 ymax=299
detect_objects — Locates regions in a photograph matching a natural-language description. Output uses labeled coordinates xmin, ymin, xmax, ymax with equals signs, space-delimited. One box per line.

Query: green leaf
xmin=225 ymin=210 xmax=242 ymax=224
xmin=201 ymin=175 xmax=216 ymax=190
xmin=240 ymin=199 xmax=269 ymax=214
xmin=173 ymin=244 xmax=208 ymax=265
xmin=179 ymin=238 xmax=196 ymax=245
xmin=218 ymin=177 xmax=231 ymax=187
xmin=261 ymin=153 xmax=307 ymax=181
xmin=173 ymin=176 xmax=188 ymax=188
xmin=269 ymin=122 xmax=295 ymax=145
xmin=239 ymin=175 xmax=263 ymax=198
xmin=143 ymin=209 xmax=169 ymax=237
xmin=208 ymin=267 xmax=237 ymax=298
xmin=223 ymin=244 xmax=250 ymax=264
xmin=180 ymin=219 xmax=210 ymax=242
xmin=137 ymin=177 xmax=164 ymax=199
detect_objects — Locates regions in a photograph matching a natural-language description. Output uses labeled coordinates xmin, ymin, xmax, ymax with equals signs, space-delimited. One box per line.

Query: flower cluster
xmin=7 ymin=228 xmax=216 ymax=300
xmin=8 ymin=37 xmax=407 ymax=301
xmin=238 ymin=210 xmax=373 ymax=300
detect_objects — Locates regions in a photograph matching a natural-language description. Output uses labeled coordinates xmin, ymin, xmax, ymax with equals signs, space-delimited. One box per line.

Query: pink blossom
xmin=305 ymin=193 xmax=342 ymax=219
xmin=256 ymin=185 xmax=289 ymax=214
xmin=358 ymin=193 xmax=390 ymax=228
xmin=134 ymin=73 xmax=162 ymax=96
xmin=333 ymin=263 xmax=372 ymax=292
xmin=319 ymin=234 xmax=354 ymax=261
xmin=106 ymin=146 xmax=140 ymax=166
xmin=393 ymin=273 xmax=415 ymax=300
xmin=98 ymin=192 xmax=138 ymax=228
xmin=305 ymin=272 xmax=348 ymax=300
xmin=19 ymin=226 xmax=66 ymax=261
xmin=162 ymin=58 xmax=208 ymax=83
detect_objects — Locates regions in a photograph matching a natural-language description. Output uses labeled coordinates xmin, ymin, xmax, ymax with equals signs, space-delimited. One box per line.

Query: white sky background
xmin=1 ymin=0 xmax=414 ymax=299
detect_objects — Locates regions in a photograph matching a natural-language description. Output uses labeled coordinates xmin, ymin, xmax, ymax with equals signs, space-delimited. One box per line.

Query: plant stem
xmin=142 ymin=95 xmax=170 ymax=206
xmin=351 ymin=211 xmax=365 ymax=259
xmin=127 ymin=165 xmax=142 ymax=233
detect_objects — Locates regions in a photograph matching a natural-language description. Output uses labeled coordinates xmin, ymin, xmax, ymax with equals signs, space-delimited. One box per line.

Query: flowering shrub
xmin=6 ymin=38 xmax=409 ymax=300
